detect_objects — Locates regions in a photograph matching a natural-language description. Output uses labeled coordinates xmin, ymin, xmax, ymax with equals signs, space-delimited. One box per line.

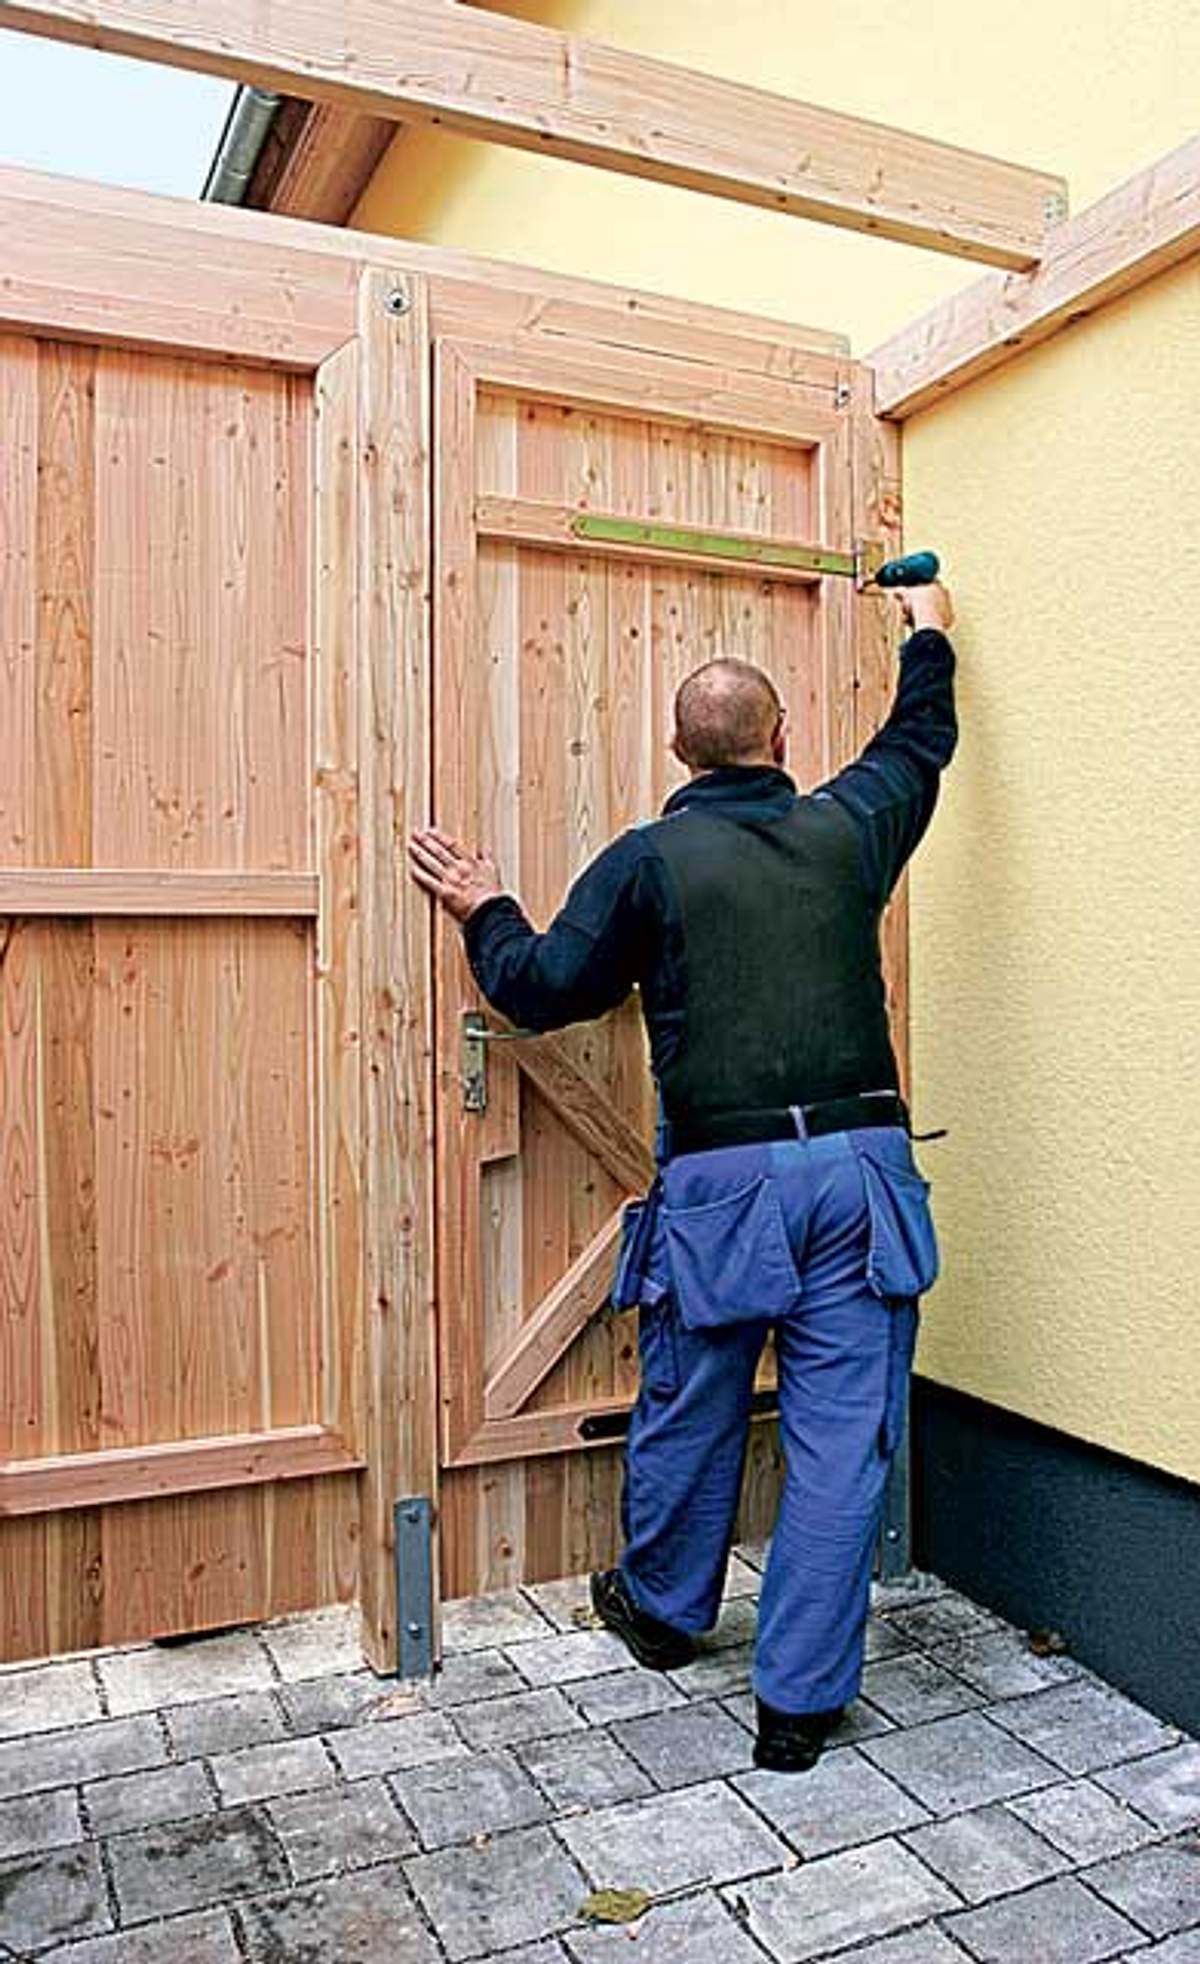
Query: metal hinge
xmin=394 ymin=1496 xmax=434 ymax=1678
xmin=462 ymin=1010 xmax=538 ymax=1113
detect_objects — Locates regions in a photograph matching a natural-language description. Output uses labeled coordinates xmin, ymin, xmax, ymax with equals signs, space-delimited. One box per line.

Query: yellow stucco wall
xmin=352 ymin=5 xmax=1200 ymax=1482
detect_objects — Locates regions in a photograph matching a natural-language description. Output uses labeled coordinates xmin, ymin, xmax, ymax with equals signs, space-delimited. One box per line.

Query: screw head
xmin=383 ymin=287 xmax=411 ymax=317
xmin=406 ymin=1621 xmax=423 ymax=1639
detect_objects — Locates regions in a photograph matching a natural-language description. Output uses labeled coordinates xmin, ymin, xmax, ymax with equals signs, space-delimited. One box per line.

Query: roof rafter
xmin=0 ymin=0 xmax=1066 ymax=267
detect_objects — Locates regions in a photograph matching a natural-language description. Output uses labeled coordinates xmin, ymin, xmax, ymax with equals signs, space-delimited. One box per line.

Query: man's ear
xmin=670 ymin=728 xmax=688 ymax=767
xmin=771 ymin=708 xmax=788 ymax=766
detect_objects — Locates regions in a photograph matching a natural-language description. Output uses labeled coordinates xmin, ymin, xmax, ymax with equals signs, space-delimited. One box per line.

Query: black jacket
xmin=464 ymin=628 xmax=957 ymax=1112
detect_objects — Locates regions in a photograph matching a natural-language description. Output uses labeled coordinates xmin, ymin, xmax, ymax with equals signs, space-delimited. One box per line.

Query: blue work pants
xmin=617 ymin=1127 xmax=933 ymax=1716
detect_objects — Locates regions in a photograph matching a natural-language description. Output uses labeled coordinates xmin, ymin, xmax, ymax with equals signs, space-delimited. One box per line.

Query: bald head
xmin=673 ymin=658 xmax=784 ymax=772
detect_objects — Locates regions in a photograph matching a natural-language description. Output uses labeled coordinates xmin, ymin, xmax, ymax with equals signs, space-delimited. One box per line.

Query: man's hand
xmin=408 ymin=826 xmax=504 ymax=924
xmin=899 ymin=581 xmax=955 ymax=635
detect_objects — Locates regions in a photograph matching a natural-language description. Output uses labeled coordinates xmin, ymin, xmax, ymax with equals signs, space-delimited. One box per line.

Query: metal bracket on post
xmin=394 ymin=1496 xmax=434 ymax=1679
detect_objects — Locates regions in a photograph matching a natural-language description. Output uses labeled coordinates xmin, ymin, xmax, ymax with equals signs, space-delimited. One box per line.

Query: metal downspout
xmin=201 ymin=84 xmax=282 ymax=204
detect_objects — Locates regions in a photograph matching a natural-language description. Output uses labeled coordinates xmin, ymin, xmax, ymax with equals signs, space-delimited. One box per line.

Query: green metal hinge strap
xmin=569 ymin=513 xmax=864 ymax=580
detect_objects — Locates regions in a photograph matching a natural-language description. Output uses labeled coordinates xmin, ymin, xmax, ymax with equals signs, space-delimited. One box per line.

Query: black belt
xmin=666 ymin=1090 xmax=909 ymax=1158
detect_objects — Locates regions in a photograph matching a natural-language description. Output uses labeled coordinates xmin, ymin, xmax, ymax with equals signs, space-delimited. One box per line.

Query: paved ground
xmin=1 ymin=1554 xmax=1198 ymax=1962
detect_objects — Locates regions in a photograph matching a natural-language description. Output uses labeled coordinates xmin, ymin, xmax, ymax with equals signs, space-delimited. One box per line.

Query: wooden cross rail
xmin=0 ymin=0 xmax=1066 ymax=267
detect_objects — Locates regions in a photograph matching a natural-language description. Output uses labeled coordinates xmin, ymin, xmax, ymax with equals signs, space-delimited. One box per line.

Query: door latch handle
xmin=461 ymin=1010 xmax=538 ymax=1113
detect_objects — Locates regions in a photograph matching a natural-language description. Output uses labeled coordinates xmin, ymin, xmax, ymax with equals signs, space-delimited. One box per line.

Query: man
xmin=409 ymin=582 xmax=956 ymax=1772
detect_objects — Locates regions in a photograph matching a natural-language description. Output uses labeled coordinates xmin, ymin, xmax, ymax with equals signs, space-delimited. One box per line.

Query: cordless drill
xmin=872 ymin=550 xmax=940 ymax=588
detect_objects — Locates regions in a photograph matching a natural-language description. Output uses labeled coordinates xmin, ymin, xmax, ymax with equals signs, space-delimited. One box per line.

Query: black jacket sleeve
xmin=818 ymin=627 xmax=957 ymax=902
xmin=461 ymin=831 xmax=651 ymax=1032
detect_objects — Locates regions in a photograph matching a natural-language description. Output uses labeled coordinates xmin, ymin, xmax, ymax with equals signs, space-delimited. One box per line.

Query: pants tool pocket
xmin=852 ymin=1134 xmax=939 ymax=1303
xmin=662 ymin=1175 xmax=801 ymax=1332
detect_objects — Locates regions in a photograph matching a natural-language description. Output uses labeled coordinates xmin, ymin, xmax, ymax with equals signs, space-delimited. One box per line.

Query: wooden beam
xmin=0 ymin=1 xmax=1065 ymax=267
xmin=0 ymin=1426 xmax=362 ymax=1516
xmin=0 ymin=869 xmax=319 ymax=914
xmin=248 ymin=100 xmax=396 ymax=225
xmin=485 ymin=1212 xmax=623 ymax=1423
xmin=870 ymin=136 xmax=1200 ymax=419
xmin=510 ymin=1030 xmax=655 ymax=1197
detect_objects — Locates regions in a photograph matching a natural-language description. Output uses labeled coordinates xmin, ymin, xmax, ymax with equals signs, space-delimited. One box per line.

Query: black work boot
xmin=753 ymin=1695 xmax=843 ymax=1772
xmin=590 ymin=1569 xmax=695 ymax=1672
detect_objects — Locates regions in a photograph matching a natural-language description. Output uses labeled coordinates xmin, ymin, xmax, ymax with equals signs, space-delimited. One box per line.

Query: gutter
xmin=201 ymin=84 xmax=282 ymax=204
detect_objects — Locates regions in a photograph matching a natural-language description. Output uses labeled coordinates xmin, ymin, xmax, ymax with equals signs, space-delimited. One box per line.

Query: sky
xmin=0 ymin=29 xmax=234 ymax=197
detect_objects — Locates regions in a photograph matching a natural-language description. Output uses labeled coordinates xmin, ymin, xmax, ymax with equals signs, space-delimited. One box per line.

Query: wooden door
xmin=431 ymin=322 xmax=901 ymax=1596
xmin=0 ymin=174 xmax=434 ymax=1668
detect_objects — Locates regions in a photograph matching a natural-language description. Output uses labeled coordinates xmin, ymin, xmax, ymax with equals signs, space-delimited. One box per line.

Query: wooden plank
xmin=475 ymin=497 xmax=842 ymax=585
xmin=448 ymin=337 xmax=843 ymax=445
xmin=0 ymin=870 xmax=318 ymax=914
xmin=509 ymin=1031 xmax=654 ymax=1198
xmin=0 ymin=164 xmax=848 ymax=370
xmin=312 ymin=339 xmax=364 ymax=1457
xmin=485 ymin=1212 xmax=623 ymax=1423
xmin=250 ymin=99 xmax=397 ymax=226
xmin=870 ymin=134 xmax=1200 ymax=418
xmin=356 ymin=268 xmax=439 ymax=1673
xmin=0 ymin=1 xmax=1064 ymax=267
xmin=1 ymin=1426 xmax=362 ymax=1516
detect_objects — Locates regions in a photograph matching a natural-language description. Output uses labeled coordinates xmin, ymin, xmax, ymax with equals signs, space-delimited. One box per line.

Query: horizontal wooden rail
xmin=0 ymin=0 xmax=1065 ymax=268
xmin=0 ymin=869 xmax=319 ymax=915
xmin=0 ymin=1426 xmax=363 ymax=1516
xmin=476 ymin=498 xmax=849 ymax=584
xmin=869 ymin=135 xmax=1200 ymax=418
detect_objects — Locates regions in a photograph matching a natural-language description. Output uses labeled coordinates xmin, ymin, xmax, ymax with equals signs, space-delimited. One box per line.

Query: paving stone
xmin=442 ymin=1590 xmax=552 ymax=1653
xmin=267 ymin=1778 xmax=416 ymax=1880
xmin=930 ymin=1629 xmax=1083 ymax=1699
xmin=427 ymin=1650 xmax=528 ymax=1708
xmin=0 ymin=1716 xmax=166 ymax=1801
xmin=0 ymin=1662 xmax=102 ymax=1740
xmin=164 ymin=1692 xmax=286 ymax=1759
xmin=733 ymin=1746 xmax=929 ymax=1857
xmin=570 ymin=1889 xmax=767 ymax=1961
xmin=943 ymin=1873 xmax=1141 ymax=1963
xmin=862 ymin=1653 xmax=985 ymax=1726
xmin=827 ymin=1932 xmax=970 ymax=1964
xmin=405 ymin=1824 xmax=584 ymax=1960
xmin=516 ymin=1729 xmax=652 ymax=1810
xmin=703 ymin=1598 xmax=758 ymax=1649
xmin=870 ymin=1572 xmax=949 ymax=1610
xmin=901 ymin=1801 xmax=1069 ymax=1902
xmin=884 ymin=1594 xmax=1003 ymax=1649
xmin=454 ymin=1688 xmax=585 ymax=1752
xmin=1097 ymin=1746 xmax=1200 ymax=1831
xmin=722 ymin=1691 xmax=894 ymax=1745
xmin=83 ymin=1762 xmax=214 ymax=1837
xmin=865 ymin=1618 xmax=912 ymax=1663
xmin=1124 ymin=1935 xmax=1200 ymax=1963
xmin=733 ymin=1541 xmax=769 ymax=1573
xmin=257 ymin=1605 xmax=365 ymax=1683
xmin=1086 ymin=1840 xmax=1200 ymax=1939
xmin=325 ymin=1711 xmax=467 ymax=1780
xmin=106 ymin=1804 xmax=288 ymax=1921
xmin=568 ymin=1669 xmax=686 ymax=1727
xmin=240 ymin=1862 xmax=438 ymax=1963
xmin=390 ymin=1750 xmax=548 ymax=1849
xmin=732 ymin=1837 xmax=959 ymax=1963
xmin=0 ymin=1846 xmax=110 ymax=1954
xmin=478 ymin=1948 xmax=568 ymax=1964
xmin=1008 ymin=1779 xmax=1160 ymax=1862
xmin=667 ymin=1647 xmax=753 ymax=1699
xmin=505 ymin=1630 xmax=629 ymax=1687
xmin=861 ymin=1711 xmax=1059 ymax=1815
xmin=988 ymin=1680 xmax=1180 ymax=1775
xmin=96 ymin=1633 xmax=274 ymax=1716
xmin=208 ymin=1735 xmax=335 ymax=1805
xmin=40 ymin=1908 xmax=239 ymax=1962
xmin=275 ymin=1673 xmax=385 ymax=1737
xmin=724 ymin=1555 xmax=761 ymax=1599
xmin=556 ymin=1780 xmax=786 ymax=1893
xmin=612 ymin=1700 xmax=754 ymax=1787
xmin=0 ymin=1788 xmax=82 ymax=1860
xmin=521 ymin=1577 xmax=595 ymax=1631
